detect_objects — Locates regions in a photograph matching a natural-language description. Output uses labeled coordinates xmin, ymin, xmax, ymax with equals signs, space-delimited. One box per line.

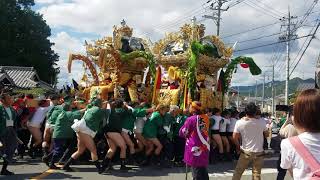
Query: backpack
xmin=289 ymin=136 xmax=320 ymax=179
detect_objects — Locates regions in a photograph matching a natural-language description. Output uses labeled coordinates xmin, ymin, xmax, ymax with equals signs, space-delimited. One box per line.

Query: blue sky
xmin=34 ymin=0 xmax=320 ymax=87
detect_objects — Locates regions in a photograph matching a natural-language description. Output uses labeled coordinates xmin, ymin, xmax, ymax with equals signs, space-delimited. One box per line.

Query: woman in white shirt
xmin=28 ymin=99 xmax=52 ymax=151
xmin=280 ymin=89 xmax=320 ymax=180
xmin=210 ymin=108 xmax=224 ymax=161
xmin=227 ymin=109 xmax=239 ymax=159
xmin=220 ymin=109 xmax=231 ymax=161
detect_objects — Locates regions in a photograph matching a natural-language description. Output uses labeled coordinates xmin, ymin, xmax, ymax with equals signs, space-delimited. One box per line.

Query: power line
xmin=246 ymin=0 xmax=282 ymax=17
xmin=154 ymin=2 xmax=210 ymax=30
xmin=289 ymin=34 xmax=310 ymax=68
xmin=221 ymin=10 xmax=320 ymax=39
xmin=138 ymin=1 xmax=211 ymax=37
xmin=287 ymin=1 xmax=318 ymax=75
xmin=228 ymin=0 xmax=246 ymax=8
xmin=290 ymin=20 xmax=320 ymax=76
xmin=251 ymin=0 xmax=286 ymax=16
xmin=202 ymin=0 xmax=230 ymax=36
xmin=273 ymin=44 xmax=285 ymax=67
xmin=292 ymin=0 xmax=319 ymax=32
xmin=155 ymin=6 xmax=209 ymax=31
xmin=236 ymin=31 xmax=282 ymax=43
xmin=243 ymin=0 xmax=281 ymax=19
xmin=222 ymin=22 xmax=280 ymax=38
xmin=234 ymin=34 xmax=312 ymax=52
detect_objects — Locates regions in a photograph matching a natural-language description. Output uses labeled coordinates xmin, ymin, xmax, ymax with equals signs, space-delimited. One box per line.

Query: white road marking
xmin=209 ymin=168 xmax=278 ymax=177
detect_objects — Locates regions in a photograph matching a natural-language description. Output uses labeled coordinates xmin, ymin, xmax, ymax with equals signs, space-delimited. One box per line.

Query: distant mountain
xmin=231 ymin=77 xmax=315 ymax=98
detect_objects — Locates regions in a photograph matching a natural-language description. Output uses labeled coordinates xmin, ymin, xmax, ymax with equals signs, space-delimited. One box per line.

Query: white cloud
xmin=50 ymin=32 xmax=85 ymax=87
xmin=35 ymin=0 xmax=64 ymax=4
xmin=36 ymin=0 xmax=320 ymax=87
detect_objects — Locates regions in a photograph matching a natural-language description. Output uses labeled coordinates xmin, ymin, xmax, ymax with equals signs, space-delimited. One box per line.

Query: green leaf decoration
xmin=223 ymin=56 xmax=262 ymax=92
xmin=120 ymin=51 xmax=156 ymax=80
xmin=187 ymin=41 xmax=220 ymax=99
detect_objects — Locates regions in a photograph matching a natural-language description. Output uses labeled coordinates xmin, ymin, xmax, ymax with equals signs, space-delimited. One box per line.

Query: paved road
xmin=0 ymin=154 xmax=292 ymax=180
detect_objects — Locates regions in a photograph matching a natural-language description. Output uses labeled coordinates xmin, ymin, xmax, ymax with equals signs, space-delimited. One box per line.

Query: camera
xmin=276 ymin=105 xmax=293 ymax=113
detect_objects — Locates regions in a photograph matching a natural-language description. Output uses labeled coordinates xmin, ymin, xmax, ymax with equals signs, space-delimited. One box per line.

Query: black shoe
xmin=93 ymin=160 xmax=103 ymax=174
xmin=42 ymin=156 xmax=49 ymax=167
xmin=0 ymin=170 xmax=14 ymax=176
xmin=120 ymin=165 xmax=132 ymax=171
xmin=101 ymin=157 xmax=111 ymax=172
xmin=175 ymin=161 xmax=185 ymax=167
xmin=120 ymin=159 xmax=132 ymax=171
xmin=42 ymin=147 xmax=49 ymax=158
xmin=62 ymin=157 xmax=74 ymax=171
xmin=63 ymin=166 xmax=74 ymax=172
xmin=127 ymin=154 xmax=135 ymax=165
xmin=29 ymin=149 xmax=35 ymax=159
xmin=218 ymin=153 xmax=224 ymax=161
xmin=139 ymin=157 xmax=150 ymax=166
xmin=160 ymin=159 xmax=172 ymax=168
xmin=49 ymin=164 xmax=58 ymax=170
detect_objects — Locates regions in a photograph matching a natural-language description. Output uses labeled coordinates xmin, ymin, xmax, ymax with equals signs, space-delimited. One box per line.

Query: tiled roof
xmin=0 ymin=66 xmax=39 ymax=88
xmin=0 ymin=72 xmax=14 ymax=85
xmin=296 ymin=83 xmax=315 ymax=92
xmin=38 ymin=80 xmax=53 ymax=89
xmin=0 ymin=73 xmax=7 ymax=81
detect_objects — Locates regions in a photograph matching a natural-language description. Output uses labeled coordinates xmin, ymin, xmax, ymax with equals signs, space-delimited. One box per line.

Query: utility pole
xmin=280 ymin=7 xmax=297 ymax=105
xmin=255 ymin=80 xmax=258 ymax=105
xmin=203 ymin=0 xmax=229 ymax=36
xmin=262 ymin=74 xmax=265 ymax=110
xmin=272 ymin=64 xmax=275 ymax=117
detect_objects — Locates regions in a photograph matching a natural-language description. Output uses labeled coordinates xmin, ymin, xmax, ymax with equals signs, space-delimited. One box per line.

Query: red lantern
xmin=240 ymin=63 xmax=249 ymax=68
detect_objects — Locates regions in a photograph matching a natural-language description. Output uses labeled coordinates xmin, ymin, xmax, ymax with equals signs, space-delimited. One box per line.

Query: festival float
xmin=152 ymin=20 xmax=233 ymax=109
xmin=67 ymin=19 xmax=262 ymax=109
xmin=68 ymin=20 xmax=156 ymax=102
xmin=151 ymin=19 xmax=262 ymax=109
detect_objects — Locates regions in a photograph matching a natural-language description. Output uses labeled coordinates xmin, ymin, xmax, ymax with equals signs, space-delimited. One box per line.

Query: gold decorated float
xmin=67 ymin=19 xmax=253 ymax=110
xmin=152 ymin=20 xmax=233 ymax=109
xmin=68 ymin=20 xmax=155 ymax=102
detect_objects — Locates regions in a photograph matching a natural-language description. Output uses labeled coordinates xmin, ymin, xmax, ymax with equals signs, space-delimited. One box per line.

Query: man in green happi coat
xmin=48 ymin=97 xmax=85 ymax=169
xmin=0 ymin=91 xmax=18 ymax=175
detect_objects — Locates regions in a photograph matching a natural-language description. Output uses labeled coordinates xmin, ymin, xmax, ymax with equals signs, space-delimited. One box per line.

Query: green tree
xmin=0 ymin=0 xmax=59 ymax=84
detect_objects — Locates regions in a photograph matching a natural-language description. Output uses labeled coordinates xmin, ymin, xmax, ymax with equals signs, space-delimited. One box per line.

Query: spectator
xmin=232 ymin=103 xmax=269 ymax=180
xmin=27 ymin=98 xmax=52 ymax=158
xmin=42 ymin=94 xmax=62 ymax=164
xmin=276 ymin=112 xmax=298 ymax=180
xmin=173 ymin=109 xmax=188 ymax=166
xmin=210 ymin=108 xmax=224 ymax=161
xmin=220 ymin=109 xmax=231 ymax=161
xmin=179 ymin=101 xmax=210 ymax=180
xmin=0 ymin=91 xmax=18 ymax=175
xmin=280 ymin=89 xmax=320 ymax=179
xmin=228 ymin=109 xmax=239 ymax=159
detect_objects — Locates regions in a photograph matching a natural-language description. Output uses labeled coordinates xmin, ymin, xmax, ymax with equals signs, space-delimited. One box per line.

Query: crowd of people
xmin=0 ymin=88 xmax=319 ymax=180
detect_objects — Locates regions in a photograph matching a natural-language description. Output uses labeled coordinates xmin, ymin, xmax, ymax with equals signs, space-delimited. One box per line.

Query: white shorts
xmin=71 ymin=119 xmax=96 ymax=138
xmin=122 ymin=128 xmax=133 ymax=135
xmin=45 ymin=123 xmax=54 ymax=130
xmin=27 ymin=121 xmax=42 ymax=128
xmin=134 ymin=117 xmax=146 ymax=133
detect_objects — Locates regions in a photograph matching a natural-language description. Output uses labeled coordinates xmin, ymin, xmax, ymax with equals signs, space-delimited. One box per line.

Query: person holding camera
xmin=280 ymin=89 xmax=320 ymax=179
xmin=276 ymin=110 xmax=297 ymax=180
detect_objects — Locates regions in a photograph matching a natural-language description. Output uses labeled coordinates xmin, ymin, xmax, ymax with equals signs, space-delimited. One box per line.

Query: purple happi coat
xmin=179 ymin=114 xmax=210 ymax=167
